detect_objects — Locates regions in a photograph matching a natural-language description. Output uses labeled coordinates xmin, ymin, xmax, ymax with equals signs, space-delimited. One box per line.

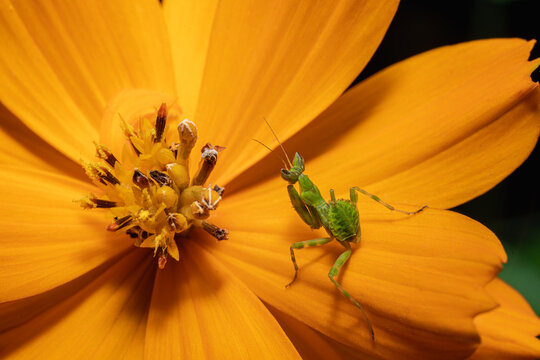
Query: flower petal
xmin=0 ymin=0 xmax=175 ymax=161
xmin=0 ymin=250 xmax=154 ymax=359
xmin=164 ymin=0 xmax=399 ymax=184
xmin=0 ymin=165 xmax=132 ymax=302
xmin=204 ymin=178 xmax=506 ymax=359
xmin=0 ymin=104 xmax=84 ymax=178
xmin=469 ymin=278 xmax=540 ymax=359
xmin=144 ymin=240 xmax=300 ymax=359
xmin=268 ymin=304 xmax=373 ymax=360
xmin=0 ymin=256 xmax=117 ymax=333
xmin=227 ymin=39 xmax=540 ymax=209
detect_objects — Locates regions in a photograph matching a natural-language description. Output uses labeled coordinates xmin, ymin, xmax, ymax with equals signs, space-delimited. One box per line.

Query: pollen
xmin=79 ymin=103 xmax=228 ymax=268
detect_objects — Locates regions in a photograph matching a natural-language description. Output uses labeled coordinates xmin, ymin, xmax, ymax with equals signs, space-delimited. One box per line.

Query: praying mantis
xmin=261 ymin=123 xmax=427 ymax=342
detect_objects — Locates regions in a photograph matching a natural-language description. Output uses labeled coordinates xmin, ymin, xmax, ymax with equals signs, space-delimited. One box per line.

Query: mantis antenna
xmin=263 ymin=117 xmax=293 ymax=168
xmin=251 ymin=138 xmax=290 ymax=169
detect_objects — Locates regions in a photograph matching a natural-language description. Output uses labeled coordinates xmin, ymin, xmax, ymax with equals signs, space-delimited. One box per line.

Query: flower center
xmin=79 ymin=103 xmax=228 ymax=269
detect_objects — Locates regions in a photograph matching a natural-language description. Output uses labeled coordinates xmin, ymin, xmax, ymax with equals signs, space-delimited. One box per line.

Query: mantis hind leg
xmin=329 ymin=246 xmax=375 ymax=342
xmin=286 ymin=237 xmax=332 ymax=288
xmin=351 ymin=187 xmax=427 ymax=215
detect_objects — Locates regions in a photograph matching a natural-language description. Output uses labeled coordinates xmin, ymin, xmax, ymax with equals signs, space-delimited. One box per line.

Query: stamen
xmin=133 ymin=169 xmax=151 ymax=189
xmin=78 ymin=194 xmax=118 ymax=209
xmin=100 ymin=167 xmax=120 ymax=185
xmin=149 ymin=170 xmax=172 ymax=186
xmin=77 ymin=196 xmax=96 ymax=209
xmin=82 ymin=161 xmax=105 ymax=185
xmin=80 ymin=102 xmax=229 ymax=269
xmin=201 ymin=221 xmax=229 ymax=241
xmin=192 ymin=143 xmax=225 ymax=186
xmin=107 ymin=215 xmax=132 ymax=231
xmin=213 ymin=184 xmax=225 ymax=196
xmin=94 ymin=142 xmax=119 ymax=167
xmin=120 ymin=118 xmax=142 ymax=156
xmin=93 ymin=198 xmax=117 ymax=208
xmin=83 ymin=161 xmax=120 ymax=185
xmin=154 ymin=103 xmax=167 ymax=143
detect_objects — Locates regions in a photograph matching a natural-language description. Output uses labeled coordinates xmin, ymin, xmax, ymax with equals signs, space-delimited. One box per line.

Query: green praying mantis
xmin=259 ymin=122 xmax=427 ymax=342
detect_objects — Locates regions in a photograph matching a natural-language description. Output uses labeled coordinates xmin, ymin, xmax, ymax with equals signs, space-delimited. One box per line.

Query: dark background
xmin=354 ymin=0 xmax=540 ymax=313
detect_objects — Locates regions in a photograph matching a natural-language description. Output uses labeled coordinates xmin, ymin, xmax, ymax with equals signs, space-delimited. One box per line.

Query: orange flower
xmin=0 ymin=1 xmax=539 ymax=358
xmin=469 ymin=279 xmax=540 ymax=359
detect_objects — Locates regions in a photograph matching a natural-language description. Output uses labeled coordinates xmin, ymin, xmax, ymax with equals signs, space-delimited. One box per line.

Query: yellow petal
xmin=164 ymin=0 xmax=399 ymax=185
xmin=0 ymin=257 xmax=115 ymax=333
xmin=0 ymin=104 xmax=84 ymax=178
xmin=228 ymin=39 xmax=540 ymax=209
xmin=0 ymin=165 xmax=132 ymax=302
xmin=145 ymin=240 xmax=300 ymax=359
xmin=0 ymin=0 xmax=175 ymax=162
xmin=205 ymin=178 xmax=506 ymax=359
xmin=469 ymin=278 xmax=540 ymax=359
xmin=269 ymin=304 xmax=374 ymax=360
xmin=0 ymin=250 xmax=154 ymax=359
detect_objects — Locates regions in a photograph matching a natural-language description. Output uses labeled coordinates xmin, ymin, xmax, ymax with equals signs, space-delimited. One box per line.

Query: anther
xmin=149 ymin=170 xmax=171 ymax=187
xmin=202 ymin=221 xmax=229 ymax=241
xmin=192 ymin=143 xmax=225 ymax=186
xmin=107 ymin=215 xmax=132 ymax=231
xmin=154 ymin=103 xmax=167 ymax=143
xmin=100 ymin=167 xmax=120 ymax=185
xmin=82 ymin=162 xmax=120 ymax=185
xmin=92 ymin=198 xmax=117 ymax=208
xmin=120 ymin=119 xmax=142 ymax=156
xmin=133 ymin=169 xmax=151 ymax=189
xmin=94 ymin=142 xmax=119 ymax=167
xmin=213 ymin=184 xmax=225 ymax=196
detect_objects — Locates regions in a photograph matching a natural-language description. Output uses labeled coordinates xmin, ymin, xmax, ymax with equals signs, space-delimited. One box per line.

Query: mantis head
xmin=281 ymin=152 xmax=304 ymax=184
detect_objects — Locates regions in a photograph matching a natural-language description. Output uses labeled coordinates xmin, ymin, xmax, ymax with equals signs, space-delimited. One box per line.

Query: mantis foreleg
xmin=288 ymin=184 xmax=322 ymax=229
xmin=286 ymin=237 xmax=333 ymax=288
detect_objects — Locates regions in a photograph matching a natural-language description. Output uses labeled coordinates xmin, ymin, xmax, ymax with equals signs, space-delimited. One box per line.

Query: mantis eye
xmin=280 ymin=169 xmax=298 ymax=184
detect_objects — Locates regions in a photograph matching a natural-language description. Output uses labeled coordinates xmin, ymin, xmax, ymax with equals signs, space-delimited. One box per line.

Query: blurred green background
xmin=354 ymin=0 xmax=539 ymax=314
